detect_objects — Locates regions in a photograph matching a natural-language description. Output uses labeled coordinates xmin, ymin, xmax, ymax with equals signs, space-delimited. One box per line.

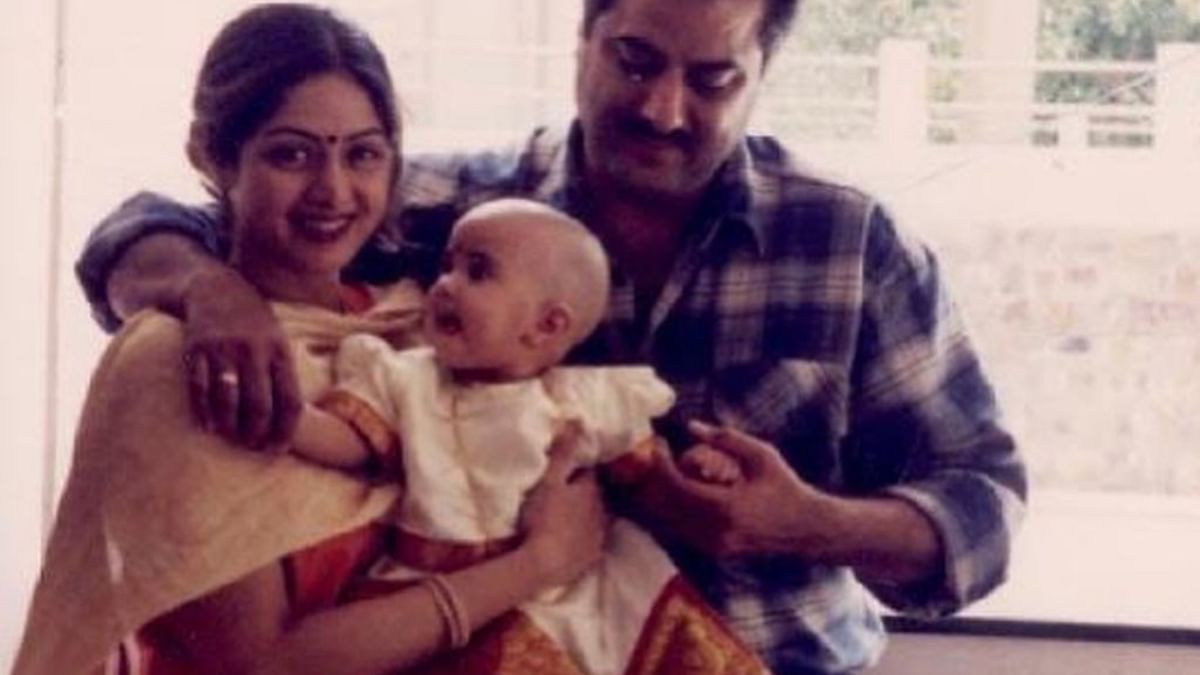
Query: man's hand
xmin=677 ymin=444 xmax=744 ymax=485
xmin=626 ymin=420 xmax=838 ymax=558
xmin=627 ymin=420 xmax=943 ymax=584
xmin=519 ymin=423 xmax=608 ymax=588
xmin=180 ymin=266 xmax=301 ymax=449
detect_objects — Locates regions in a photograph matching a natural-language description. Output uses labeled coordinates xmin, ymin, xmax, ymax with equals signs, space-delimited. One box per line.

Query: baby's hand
xmin=677 ymin=445 xmax=744 ymax=485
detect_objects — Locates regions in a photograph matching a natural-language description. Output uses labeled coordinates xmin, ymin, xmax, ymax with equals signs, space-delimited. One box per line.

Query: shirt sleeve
xmin=73 ymin=190 xmax=416 ymax=332
xmin=845 ymin=206 xmax=1027 ymax=617
xmin=74 ymin=192 xmax=225 ymax=332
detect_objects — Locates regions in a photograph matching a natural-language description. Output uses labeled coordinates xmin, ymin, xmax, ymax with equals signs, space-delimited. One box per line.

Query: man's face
xmin=576 ymin=0 xmax=767 ymax=200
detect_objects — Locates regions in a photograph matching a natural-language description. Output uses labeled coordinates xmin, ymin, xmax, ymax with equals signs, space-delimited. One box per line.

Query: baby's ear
xmin=542 ymin=301 xmax=574 ymax=337
xmin=527 ymin=301 xmax=574 ymax=347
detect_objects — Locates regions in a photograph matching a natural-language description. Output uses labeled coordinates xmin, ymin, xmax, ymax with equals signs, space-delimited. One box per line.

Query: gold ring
xmin=218 ymin=370 xmax=239 ymax=387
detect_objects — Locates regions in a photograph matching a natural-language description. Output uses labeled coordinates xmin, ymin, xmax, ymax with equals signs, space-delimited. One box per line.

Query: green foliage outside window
xmin=773 ymin=0 xmax=1200 ymax=144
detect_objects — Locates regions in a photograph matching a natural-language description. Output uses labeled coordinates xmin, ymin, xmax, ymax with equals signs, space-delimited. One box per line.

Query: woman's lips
xmin=291 ymin=214 xmax=354 ymax=243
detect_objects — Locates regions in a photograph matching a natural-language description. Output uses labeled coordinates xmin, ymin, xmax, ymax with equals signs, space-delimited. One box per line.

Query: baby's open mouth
xmin=432 ymin=310 xmax=463 ymax=335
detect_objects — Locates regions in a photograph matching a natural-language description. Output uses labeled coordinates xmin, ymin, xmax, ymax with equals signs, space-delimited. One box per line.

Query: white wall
xmin=0 ymin=0 xmax=57 ymax=669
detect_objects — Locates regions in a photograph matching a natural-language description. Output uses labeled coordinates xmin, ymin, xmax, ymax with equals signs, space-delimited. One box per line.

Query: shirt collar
xmin=526 ymin=125 xmax=578 ymax=216
xmin=695 ymin=141 xmax=764 ymax=256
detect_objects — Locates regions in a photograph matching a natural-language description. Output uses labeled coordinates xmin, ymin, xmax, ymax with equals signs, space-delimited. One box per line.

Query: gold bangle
xmin=430 ymin=574 xmax=470 ymax=648
xmin=422 ymin=574 xmax=470 ymax=649
xmin=420 ymin=577 xmax=458 ymax=648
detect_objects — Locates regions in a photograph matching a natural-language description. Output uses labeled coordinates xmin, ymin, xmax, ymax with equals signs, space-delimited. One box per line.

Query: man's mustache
xmin=617 ymin=116 xmax=694 ymax=151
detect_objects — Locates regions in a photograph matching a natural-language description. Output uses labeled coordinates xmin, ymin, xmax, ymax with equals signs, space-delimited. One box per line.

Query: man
xmin=78 ymin=0 xmax=1026 ymax=672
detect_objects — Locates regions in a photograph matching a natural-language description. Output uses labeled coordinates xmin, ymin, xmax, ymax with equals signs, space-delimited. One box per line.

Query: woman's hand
xmin=181 ymin=265 xmax=301 ymax=450
xmin=518 ymin=424 xmax=608 ymax=588
xmin=107 ymin=232 xmax=304 ymax=449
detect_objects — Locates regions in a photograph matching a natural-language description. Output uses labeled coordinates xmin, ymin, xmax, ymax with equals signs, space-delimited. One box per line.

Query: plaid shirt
xmin=78 ymin=124 xmax=1026 ymax=674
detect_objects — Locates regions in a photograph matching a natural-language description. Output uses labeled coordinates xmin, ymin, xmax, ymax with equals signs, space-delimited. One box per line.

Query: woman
xmin=14 ymin=5 xmax=604 ymax=675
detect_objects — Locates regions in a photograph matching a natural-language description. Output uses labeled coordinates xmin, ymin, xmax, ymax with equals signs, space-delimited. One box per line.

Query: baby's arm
xmin=292 ymin=404 xmax=372 ymax=469
xmin=295 ymin=386 xmax=401 ymax=472
xmin=296 ymin=334 xmax=405 ymax=471
xmin=677 ymin=445 xmax=744 ymax=486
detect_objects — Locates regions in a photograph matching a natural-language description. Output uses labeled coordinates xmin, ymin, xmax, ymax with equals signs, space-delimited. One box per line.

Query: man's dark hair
xmin=581 ymin=0 xmax=802 ymax=61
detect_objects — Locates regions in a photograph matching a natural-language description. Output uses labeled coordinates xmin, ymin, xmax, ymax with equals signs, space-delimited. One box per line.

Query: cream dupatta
xmin=13 ymin=283 xmax=423 ymax=675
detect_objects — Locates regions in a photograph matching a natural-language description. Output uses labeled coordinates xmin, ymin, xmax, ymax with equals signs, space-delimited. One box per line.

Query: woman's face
xmin=223 ymin=71 xmax=396 ymax=285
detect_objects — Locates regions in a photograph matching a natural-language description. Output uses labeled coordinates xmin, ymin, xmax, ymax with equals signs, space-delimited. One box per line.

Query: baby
xmin=293 ymin=197 xmax=677 ymax=498
xmin=291 ymin=198 xmax=762 ymax=673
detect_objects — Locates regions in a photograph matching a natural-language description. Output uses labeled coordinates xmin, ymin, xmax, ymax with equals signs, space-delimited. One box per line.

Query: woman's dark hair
xmin=581 ymin=0 xmax=802 ymax=61
xmin=192 ymin=3 xmax=399 ymax=169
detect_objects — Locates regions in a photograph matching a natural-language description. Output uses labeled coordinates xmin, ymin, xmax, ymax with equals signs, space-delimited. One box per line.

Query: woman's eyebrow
xmin=345 ymin=128 xmax=389 ymax=141
xmin=260 ymin=126 xmax=388 ymax=143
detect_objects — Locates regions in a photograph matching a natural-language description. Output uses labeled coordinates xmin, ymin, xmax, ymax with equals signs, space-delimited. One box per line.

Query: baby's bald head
xmin=451 ymin=198 xmax=610 ymax=349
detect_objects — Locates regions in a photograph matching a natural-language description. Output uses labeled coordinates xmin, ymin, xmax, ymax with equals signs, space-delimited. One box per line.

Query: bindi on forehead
xmin=306 ymin=132 xmax=361 ymax=146
xmin=261 ymin=126 xmax=385 ymax=146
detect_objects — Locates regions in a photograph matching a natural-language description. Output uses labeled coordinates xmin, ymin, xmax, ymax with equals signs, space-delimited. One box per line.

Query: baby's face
xmin=425 ymin=215 xmax=545 ymax=380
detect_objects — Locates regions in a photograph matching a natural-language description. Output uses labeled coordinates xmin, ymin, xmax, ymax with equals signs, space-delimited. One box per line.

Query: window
xmin=755 ymin=1 xmax=1200 ymax=631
